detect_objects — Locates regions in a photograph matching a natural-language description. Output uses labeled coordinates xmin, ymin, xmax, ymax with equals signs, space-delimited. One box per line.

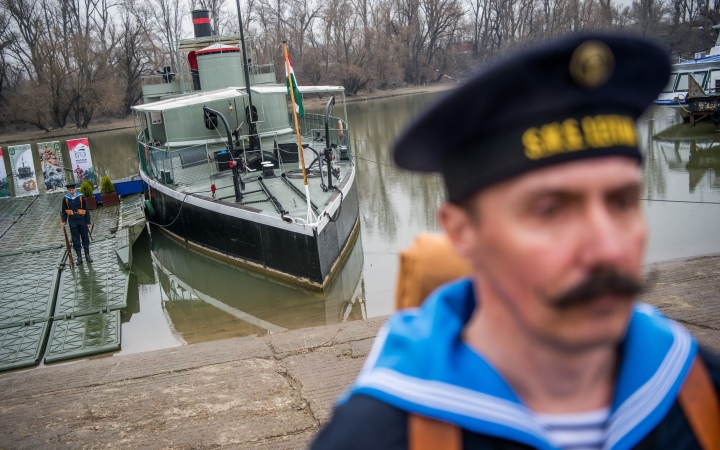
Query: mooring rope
xmin=144 ymin=182 xmax=190 ymax=228
xmin=640 ymin=198 xmax=720 ymax=205
xmin=324 ymin=187 xmax=344 ymax=222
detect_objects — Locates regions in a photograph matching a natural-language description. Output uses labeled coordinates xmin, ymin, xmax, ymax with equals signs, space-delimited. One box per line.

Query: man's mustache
xmin=548 ymin=268 xmax=643 ymax=310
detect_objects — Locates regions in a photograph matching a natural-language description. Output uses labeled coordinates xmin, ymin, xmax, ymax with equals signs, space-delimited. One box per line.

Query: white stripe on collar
xmin=353 ymin=319 xmax=547 ymax=440
xmin=360 ymin=367 xmax=548 ymax=438
xmin=603 ymin=320 xmax=692 ymax=448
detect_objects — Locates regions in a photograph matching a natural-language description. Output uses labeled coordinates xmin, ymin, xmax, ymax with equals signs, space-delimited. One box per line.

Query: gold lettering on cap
xmin=522 ymin=128 xmax=545 ymax=159
xmin=523 ymin=114 xmax=637 ymax=160
xmin=540 ymin=123 xmax=564 ymax=154
xmin=569 ymin=40 xmax=615 ymax=90
xmin=561 ymin=118 xmax=585 ymax=151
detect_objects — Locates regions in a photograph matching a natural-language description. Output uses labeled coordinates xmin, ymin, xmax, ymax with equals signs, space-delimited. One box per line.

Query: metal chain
xmin=240 ymin=199 xmax=269 ymax=205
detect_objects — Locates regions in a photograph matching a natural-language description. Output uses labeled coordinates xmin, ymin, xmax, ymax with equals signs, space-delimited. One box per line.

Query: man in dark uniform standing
xmin=61 ymin=183 xmax=93 ymax=265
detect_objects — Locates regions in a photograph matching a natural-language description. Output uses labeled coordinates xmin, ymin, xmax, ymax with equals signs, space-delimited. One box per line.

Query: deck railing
xmin=137 ymin=114 xmax=352 ymax=191
xmin=295 ymin=113 xmax=351 ymax=151
xmin=138 ymin=138 xmax=220 ymax=189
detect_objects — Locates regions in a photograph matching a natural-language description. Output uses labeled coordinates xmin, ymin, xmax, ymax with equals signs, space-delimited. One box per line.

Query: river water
xmin=6 ymin=93 xmax=720 ymax=355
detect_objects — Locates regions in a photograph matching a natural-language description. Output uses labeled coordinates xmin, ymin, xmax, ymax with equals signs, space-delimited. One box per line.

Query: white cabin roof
xmin=132 ymin=87 xmax=247 ymax=112
xmin=132 ymin=84 xmax=345 ymax=113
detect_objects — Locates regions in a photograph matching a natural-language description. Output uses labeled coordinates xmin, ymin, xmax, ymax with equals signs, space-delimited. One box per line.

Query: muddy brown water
xmin=4 ymin=94 xmax=720 ymax=355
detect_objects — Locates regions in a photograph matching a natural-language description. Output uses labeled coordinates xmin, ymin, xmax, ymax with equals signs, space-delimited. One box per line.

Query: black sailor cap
xmin=393 ymin=34 xmax=670 ymax=202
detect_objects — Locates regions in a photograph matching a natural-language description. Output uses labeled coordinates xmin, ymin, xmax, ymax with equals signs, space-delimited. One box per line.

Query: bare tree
xmin=149 ymin=0 xmax=186 ymax=71
xmin=632 ymin=0 xmax=668 ymax=35
xmin=114 ymin=0 xmax=161 ymax=114
xmin=287 ymin=0 xmax=321 ymax=71
xmin=0 ymin=0 xmax=709 ymax=131
xmin=0 ymin=9 xmax=14 ymax=99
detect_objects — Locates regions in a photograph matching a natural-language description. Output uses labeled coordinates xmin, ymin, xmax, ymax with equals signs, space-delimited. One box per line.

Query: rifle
xmin=62 ymin=225 xmax=75 ymax=267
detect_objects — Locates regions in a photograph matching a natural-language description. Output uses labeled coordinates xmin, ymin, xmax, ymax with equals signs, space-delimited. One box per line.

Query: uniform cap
xmin=392 ymin=34 xmax=670 ymax=202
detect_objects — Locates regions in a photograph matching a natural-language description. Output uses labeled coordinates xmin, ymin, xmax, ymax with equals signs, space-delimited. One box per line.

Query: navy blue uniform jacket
xmin=61 ymin=194 xmax=91 ymax=225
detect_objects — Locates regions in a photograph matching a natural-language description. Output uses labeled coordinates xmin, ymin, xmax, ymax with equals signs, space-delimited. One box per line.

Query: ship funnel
xmin=191 ymin=10 xmax=212 ymax=37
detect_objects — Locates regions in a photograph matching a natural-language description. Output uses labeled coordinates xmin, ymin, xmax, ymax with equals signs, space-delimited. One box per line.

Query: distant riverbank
xmin=0 ymin=83 xmax=457 ymax=145
xmin=0 ymin=118 xmax=137 ymax=146
xmin=303 ymin=82 xmax=456 ymax=108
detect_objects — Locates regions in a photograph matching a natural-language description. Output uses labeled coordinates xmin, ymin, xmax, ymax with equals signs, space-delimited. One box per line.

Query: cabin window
xmin=663 ymin=74 xmax=677 ymax=93
xmin=693 ymin=71 xmax=708 ymax=88
xmin=675 ymin=73 xmax=689 ymax=92
xmin=710 ymin=70 xmax=720 ymax=92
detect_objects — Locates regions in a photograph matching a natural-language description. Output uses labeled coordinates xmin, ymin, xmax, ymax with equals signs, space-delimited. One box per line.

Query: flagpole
xmin=283 ymin=41 xmax=315 ymax=223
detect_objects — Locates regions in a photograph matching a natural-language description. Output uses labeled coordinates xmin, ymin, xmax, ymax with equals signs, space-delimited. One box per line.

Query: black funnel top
xmin=191 ymin=10 xmax=212 ymax=38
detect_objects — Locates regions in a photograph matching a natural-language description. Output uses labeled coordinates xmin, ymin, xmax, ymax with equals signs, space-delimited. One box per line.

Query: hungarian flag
xmin=284 ymin=53 xmax=304 ymax=117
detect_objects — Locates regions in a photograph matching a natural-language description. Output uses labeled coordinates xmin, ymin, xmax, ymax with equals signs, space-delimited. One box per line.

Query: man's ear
xmin=438 ymin=202 xmax=480 ymax=266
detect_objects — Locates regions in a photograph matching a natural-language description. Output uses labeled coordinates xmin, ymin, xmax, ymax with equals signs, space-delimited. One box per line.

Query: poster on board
xmin=66 ymin=138 xmax=96 ymax=185
xmin=0 ymin=148 xmax=11 ymax=198
xmin=38 ymin=141 xmax=66 ymax=193
xmin=8 ymin=144 xmax=39 ymax=197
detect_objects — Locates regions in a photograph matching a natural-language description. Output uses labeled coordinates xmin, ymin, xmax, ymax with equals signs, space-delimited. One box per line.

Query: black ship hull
xmin=142 ymin=169 xmax=360 ymax=289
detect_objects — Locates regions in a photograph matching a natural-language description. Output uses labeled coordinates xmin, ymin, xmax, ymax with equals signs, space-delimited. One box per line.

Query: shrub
xmin=100 ymin=176 xmax=115 ymax=194
xmin=79 ymin=181 xmax=94 ymax=197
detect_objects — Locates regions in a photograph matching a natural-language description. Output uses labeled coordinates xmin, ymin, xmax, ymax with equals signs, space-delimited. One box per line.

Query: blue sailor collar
xmin=347 ymin=278 xmax=696 ymax=450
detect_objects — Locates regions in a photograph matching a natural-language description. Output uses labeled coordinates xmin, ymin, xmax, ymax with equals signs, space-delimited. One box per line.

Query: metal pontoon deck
xmin=0 ymin=194 xmax=145 ymax=371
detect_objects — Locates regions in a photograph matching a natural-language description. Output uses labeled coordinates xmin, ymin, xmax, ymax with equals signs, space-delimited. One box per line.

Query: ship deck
xmin=150 ymin=145 xmax=355 ymax=220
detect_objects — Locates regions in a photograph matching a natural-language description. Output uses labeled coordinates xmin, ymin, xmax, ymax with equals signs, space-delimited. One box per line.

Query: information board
xmin=66 ymin=138 xmax=96 ymax=185
xmin=38 ymin=141 xmax=66 ymax=193
xmin=8 ymin=144 xmax=39 ymax=197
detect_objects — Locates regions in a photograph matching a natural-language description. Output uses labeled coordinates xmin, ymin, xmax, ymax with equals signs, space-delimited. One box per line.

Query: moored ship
xmin=133 ymin=10 xmax=359 ymax=289
xmin=655 ymin=25 xmax=720 ymax=121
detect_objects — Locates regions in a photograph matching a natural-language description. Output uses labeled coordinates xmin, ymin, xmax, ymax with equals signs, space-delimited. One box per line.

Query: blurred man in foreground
xmin=311 ymin=34 xmax=720 ymax=449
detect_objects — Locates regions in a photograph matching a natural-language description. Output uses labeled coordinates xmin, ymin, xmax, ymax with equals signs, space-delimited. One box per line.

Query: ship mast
xmin=235 ymin=0 xmax=259 ymax=150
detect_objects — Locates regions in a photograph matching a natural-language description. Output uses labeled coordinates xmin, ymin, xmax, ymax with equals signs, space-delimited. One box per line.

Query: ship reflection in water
xmin=651 ymin=121 xmax=720 ymax=192
xmin=640 ymin=107 xmax=720 ymax=263
xmin=121 ymin=225 xmax=366 ymax=351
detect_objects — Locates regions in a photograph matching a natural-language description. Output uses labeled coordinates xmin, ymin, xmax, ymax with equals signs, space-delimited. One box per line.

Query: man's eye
xmin=534 ymin=199 xmax=563 ymax=218
xmin=609 ymin=193 xmax=638 ymax=211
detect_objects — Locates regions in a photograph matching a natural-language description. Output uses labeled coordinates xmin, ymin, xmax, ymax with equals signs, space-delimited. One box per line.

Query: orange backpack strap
xmin=409 ymin=414 xmax=462 ymax=450
xmin=678 ymin=355 xmax=720 ymax=449
xmin=395 ymin=234 xmax=472 ymax=310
